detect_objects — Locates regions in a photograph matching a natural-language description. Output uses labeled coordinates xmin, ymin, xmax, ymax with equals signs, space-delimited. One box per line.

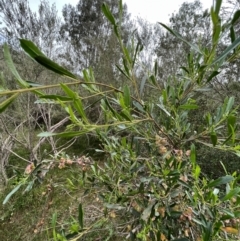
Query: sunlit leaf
xmin=221 ymin=226 xmax=238 ymax=234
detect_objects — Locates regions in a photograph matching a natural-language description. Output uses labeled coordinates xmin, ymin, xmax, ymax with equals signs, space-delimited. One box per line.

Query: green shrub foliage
xmin=2 ymin=0 xmax=240 ymax=240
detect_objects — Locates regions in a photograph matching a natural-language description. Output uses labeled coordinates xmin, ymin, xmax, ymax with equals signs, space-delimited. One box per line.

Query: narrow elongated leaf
xmin=210 ymin=132 xmax=218 ymax=146
xmin=116 ymin=65 xmax=131 ymax=80
xmin=132 ymin=42 xmax=141 ymax=68
xmin=206 ymin=71 xmax=220 ymax=83
xmin=20 ymin=39 xmax=76 ymax=79
xmin=154 ymin=60 xmax=158 ymax=76
xmin=159 ymin=23 xmax=202 ymax=54
xmin=221 ymin=187 xmax=240 ymax=201
xmin=0 ymin=93 xmax=19 ymax=113
xmin=4 ymin=44 xmax=29 ymax=87
xmin=227 ymin=115 xmax=236 ymax=134
xmin=194 ymin=165 xmax=201 ymax=180
xmin=35 ymin=56 xmax=76 ymax=79
xmin=207 ymin=175 xmax=234 ymax=188
xmin=25 ymin=80 xmax=42 ymax=87
xmin=149 ymin=75 xmax=157 ymax=86
xmin=226 ymin=96 xmax=234 ymax=114
xmin=123 ymin=85 xmax=131 ymax=107
xmin=39 ymin=95 xmax=72 ymax=101
xmin=230 ymin=26 xmax=236 ymax=43
xmin=3 ymin=183 xmax=22 ymax=204
xmin=212 ymin=36 xmax=240 ymax=64
xmin=231 ymin=10 xmax=240 ymax=25
xmin=214 ymin=0 xmax=222 ymax=16
xmin=179 ymin=104 xmax=198 ymax=110
xmin=102 ymin=3 xmax=116 ymax=25
xmin=78 ymin=203 xmax=84 ymax=229
xmin=23 ymin=180 xmax=35 ymax=193
xmin=20 ymin=39 xmax=45 ymax=58
xmin=133 ymin=101 xmax=144 ymax=113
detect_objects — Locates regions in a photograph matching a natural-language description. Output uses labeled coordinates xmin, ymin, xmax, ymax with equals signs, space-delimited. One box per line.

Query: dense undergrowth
xmin=1 ymin=0 xmax=240 ymax=240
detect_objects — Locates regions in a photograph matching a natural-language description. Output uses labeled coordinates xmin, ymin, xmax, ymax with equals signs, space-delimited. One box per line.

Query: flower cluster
xmin=57 ymin=155 xmax=92 ymax=171
xmin=58 ymin=157 xmax=73 ymax=169
xmin=24 ymin=163 xmax=35 ymax=175
xmin=155 ymin=134 xmax=169 ymax=155
xmin=76 ymin=156 xmax=91 ymax=171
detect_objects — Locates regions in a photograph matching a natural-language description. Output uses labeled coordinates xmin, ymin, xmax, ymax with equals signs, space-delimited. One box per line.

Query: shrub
xmin=2 ymin=0 xmax=240 ymax=240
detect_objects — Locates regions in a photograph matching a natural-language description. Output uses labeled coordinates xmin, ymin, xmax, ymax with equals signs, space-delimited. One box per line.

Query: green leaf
xmin=231 ymin=10 xmax=240 ymax=25
xmin=78 ymin=203 xmax=84 ymax=229
xmin=23 ymin=180 xmax=35 ymax=193
xmin=194 ymin=165 xmax=201 ymax=180
xmin=132 ymin=42 xmax=142 ymax=68
xmin=35 ymin=56 xmax=76 ymax=79
xmin=4 ymin=44 xmax=29 ymax=88
xmin=230 ymin=26 xmax=236 ymax=44
xmin=207 ymin=175 xmax=234 ymax=188
xmin=214 ymin=0 xmax=222 ymax=16
xmin=133 ymin=101 xmax=145 ymax=113
xmin=227 ymin=115 xmax=236 ymax=135
xmin=20 ymin=39 xmax=45 ymax=58
xmin=159 ymin=23 xmax=202 ymax=54
xmin=226 ymin=96 xmax=234 ymax=114
xmin=25 ymin=80 xmax=43 ymax=87
xmin=39 ymin=95 xmax=72 ymax=101
xmin=212 ymin=36 xmax=240 ymax=65
xmin=52 ymin=212 xmax=57 ymax=228
xmin=116 ymin=65 xmax=131 ymax=80
xmin=179 ymin=104 xmax=198 ymax=110
xmin=3 ymin=183 xmax=22 ymax=204
xmin=154 ymin=59 xmax=158 ymax=76
xmin=123 ymin=85 xmax=131 ymax=107
xmin=221 ymin=187 xmax=240 ymax=201
xmin=206 ymin=71 xmax=220 ymax=83
xmin=20 ymin=39 xmax=76 ymax=79
xmin=0 ymin=93 xmax=19 ymax=113
xmin=180 ymin=66 xmax=189 ymax=74
xmin=210 ymin=132 xmax=218 ymax=146
xmin=60 ymin=84 xmax=88 ymax=122
xmin=102 ymin=3 xmax=116 ymax=25
xmin=149 ymin=75 xmax=157 ymax=86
